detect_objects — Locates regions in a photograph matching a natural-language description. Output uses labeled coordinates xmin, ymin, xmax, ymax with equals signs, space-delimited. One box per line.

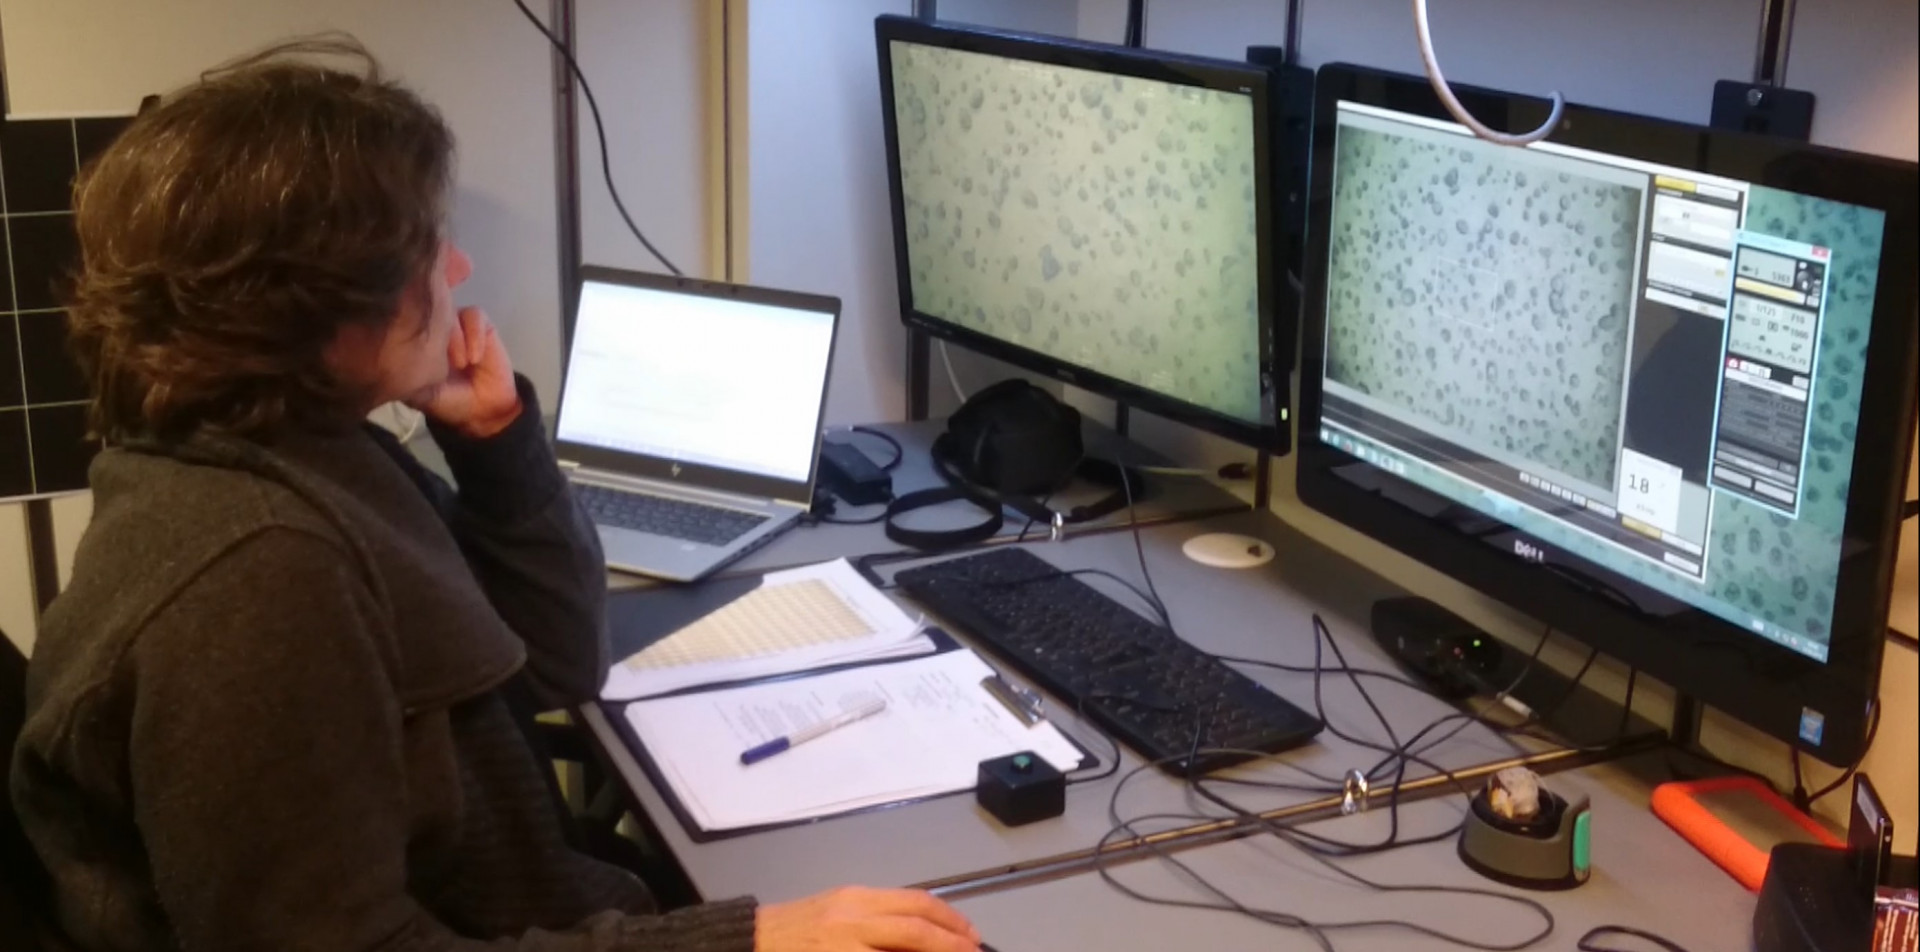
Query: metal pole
xmin=906 ymin=2 xmax=939 ymax=420
xmin=1752 ymin=0 xmax=1799 ymax=86
xmin=550 ymin=0 xmax=584 ymax=352
xmin=1284 ymin=0 xmax=1305 ymax=64
xmin=1124 ymin=0 xmax=1146 ymax=47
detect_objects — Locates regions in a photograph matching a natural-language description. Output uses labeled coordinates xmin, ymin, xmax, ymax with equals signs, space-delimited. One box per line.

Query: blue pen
xmin=739 ymin=698 xmax=889 ymax=765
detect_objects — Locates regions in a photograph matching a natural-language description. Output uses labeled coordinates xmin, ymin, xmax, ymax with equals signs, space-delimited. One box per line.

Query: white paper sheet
xmin=622 ymin=650 xmax=1084 ymax=832
xmin=601 ymin=558 xmax=935 ymax=700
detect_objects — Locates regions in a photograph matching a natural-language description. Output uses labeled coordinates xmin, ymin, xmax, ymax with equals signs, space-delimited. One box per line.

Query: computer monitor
xmin=1299 ymin=64 xmax=1918 ymax=765
xmin=875 ymin=16 xmax=1284 ymax=450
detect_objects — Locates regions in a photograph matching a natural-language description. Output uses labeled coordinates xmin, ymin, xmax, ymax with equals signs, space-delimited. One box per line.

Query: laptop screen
xmin=555 ymin=279 xmax=836 ymax=484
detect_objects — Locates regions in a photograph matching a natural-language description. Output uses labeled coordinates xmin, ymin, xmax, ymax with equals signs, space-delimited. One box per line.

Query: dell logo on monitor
xmin=1513 ymin=539 xmax=1546 ymax=563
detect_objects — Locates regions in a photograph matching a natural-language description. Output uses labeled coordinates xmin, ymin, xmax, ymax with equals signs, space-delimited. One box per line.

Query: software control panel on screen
xmin=1317 ymin=103 xmax=1887 ymax=663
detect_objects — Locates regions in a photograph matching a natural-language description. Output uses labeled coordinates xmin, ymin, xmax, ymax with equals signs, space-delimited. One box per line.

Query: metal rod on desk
xmin=918 ymin=731 xmax=1664 ymax=900
xmin=26 ymin=499 xmax=61 ymax=614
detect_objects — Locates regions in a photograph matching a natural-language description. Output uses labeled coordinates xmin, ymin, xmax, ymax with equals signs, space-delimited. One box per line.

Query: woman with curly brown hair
xmin=10 ymin=38 xmax=978 ymax=952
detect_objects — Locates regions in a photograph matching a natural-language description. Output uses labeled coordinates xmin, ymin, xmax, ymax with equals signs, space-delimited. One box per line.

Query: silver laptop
xmin=554 ymin=266 xmax=840 ymax=582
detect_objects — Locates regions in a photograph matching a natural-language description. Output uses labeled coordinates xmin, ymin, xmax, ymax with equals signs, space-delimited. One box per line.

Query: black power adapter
xmin=818 ymin=439 xmax=893 ymax=506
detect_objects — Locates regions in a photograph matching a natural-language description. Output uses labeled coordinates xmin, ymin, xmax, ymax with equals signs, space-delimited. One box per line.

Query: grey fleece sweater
xmin=11 ymin=378 xmax=758 ymax=951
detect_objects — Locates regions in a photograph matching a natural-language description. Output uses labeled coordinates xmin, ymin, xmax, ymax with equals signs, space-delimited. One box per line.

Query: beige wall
xmin=0 ymin=0 xmax=712 ymax=650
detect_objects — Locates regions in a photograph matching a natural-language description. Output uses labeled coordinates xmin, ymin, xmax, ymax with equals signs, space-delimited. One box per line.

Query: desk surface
xmin=575 ymin=444 xmax=1749 ymax=950
xmin=588 ymin=506 xmax=1585 ymax=903
xmin=952 ymin=754 xmax=1756 ymax=952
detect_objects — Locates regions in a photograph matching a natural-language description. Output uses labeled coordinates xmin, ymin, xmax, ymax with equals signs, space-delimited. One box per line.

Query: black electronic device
xmin=1753 ymin=783 xmax=1917 ymax=952
xmin=884 ymin=381 xmax=1142 ymax=551
xmin=818 ymin=439 xmax=893 ymax=507
xmin=1298 ymin=63 xmax=1918 ymax=766
xmin=976 ymin=751 xmax=1065 ymax=827
xmin=895 ymin=546 xmax=1322 ymax=776
xmin=875 ymin=15 xmax=1288 ymax=453
xmin=1370 ymin=596 xmax=1504 ymax=700
xmin=1849 ymin=775 xmax=1894 ymax=903
xmin=1755 ymin=843 xmax=1874 ymax=952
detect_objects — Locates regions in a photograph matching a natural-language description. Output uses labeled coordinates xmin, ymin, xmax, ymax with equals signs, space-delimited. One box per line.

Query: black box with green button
xmin=977 ymin=751 xmax=1065 ymax=827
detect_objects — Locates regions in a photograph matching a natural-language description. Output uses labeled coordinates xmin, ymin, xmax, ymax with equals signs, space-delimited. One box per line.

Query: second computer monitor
xmin=876 ymin=16 xmax=1281 ymax=450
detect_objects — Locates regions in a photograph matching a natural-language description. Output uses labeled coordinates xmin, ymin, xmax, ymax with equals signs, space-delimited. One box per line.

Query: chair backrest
xmin=2 ymin=631 xmax=52 ymax=951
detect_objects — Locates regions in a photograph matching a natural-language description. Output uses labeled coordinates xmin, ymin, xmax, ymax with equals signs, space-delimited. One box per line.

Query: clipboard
xmin=600 ymin=629 xmax=1098 ymax=843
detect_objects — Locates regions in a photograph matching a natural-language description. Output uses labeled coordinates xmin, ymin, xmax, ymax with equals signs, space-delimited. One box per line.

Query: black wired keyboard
xmin=574 ymin=483 xmax=769 ymax=548
xmin=895 ymin=547 xmax=1322 ymax=776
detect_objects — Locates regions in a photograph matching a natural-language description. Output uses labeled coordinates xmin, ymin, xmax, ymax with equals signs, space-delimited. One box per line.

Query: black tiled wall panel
xmin=2 ymin=114 xmax=131 ymax=500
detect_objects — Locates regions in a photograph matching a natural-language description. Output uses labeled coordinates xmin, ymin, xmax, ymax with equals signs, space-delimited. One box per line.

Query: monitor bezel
xmin=1298 ymin=63 xmax=1918 ymax=765
xmin=874 ymin=15 xmax=1284 ymax=451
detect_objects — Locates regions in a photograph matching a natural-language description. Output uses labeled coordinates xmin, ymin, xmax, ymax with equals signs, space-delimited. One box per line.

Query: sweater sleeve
xmin=126 ymin=528 xmax=755 ymax=952
xmin=422 ymin=375 xmax=611 ymax=709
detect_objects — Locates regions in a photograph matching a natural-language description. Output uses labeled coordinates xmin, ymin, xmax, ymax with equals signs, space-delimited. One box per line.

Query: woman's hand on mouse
xmin=756 ymin=886 xmax=981 ymax=952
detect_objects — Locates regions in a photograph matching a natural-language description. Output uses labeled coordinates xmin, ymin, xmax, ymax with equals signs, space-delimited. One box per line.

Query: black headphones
xmin=884 ymin=380 xmax=1141 ymax=550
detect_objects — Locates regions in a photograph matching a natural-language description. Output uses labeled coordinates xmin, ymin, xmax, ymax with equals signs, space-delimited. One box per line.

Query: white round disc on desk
xmin=1180 ymin=532 xmax=1275 ymax=569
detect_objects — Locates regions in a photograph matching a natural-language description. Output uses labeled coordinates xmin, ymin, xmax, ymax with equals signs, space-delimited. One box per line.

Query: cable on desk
xmin=1793 ymin=696 xmax=1881 ymax=810
xmin=906 ymin=520 xmax=1571 ymax=947
xmin=1516 ymin=644 xmax=1600 ymax=729
xmin=1100 ymin=481 xmax=1557 ymax=855
xmin=937 ymin=341 xmax=968 ymax=405
xmin=842 ymin=426 xmax=906 ymax=471
xmin=1504 ymin=666 xmax=1642 ymax=753
xmin=1091 ymin=744 xmax=1557 ymax=951
xmin=1216 ymin=654 xmax=1428 ymax=694
xmin=1062 ymin=693 xmax=1125 ymax=788
xmin=1116 ymin=464 xmax=1170 ymax=624
xmin=1577 ymin=924 xmax=1695 ymax=952
xmin=1180 ymin=614 xmax=1566 ymax=874
xmin=1100 ymin=604 xmax=1560 ymax=944
xmin=1204 ymin=615 xmax=1516 ymax=860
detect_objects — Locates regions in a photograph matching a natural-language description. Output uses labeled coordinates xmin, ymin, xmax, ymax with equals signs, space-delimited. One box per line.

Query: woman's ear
xmin=321 ymin=319 xmax=385 ymax=399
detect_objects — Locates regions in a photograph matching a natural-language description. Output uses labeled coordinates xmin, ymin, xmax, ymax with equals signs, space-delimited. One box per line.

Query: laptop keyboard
xmin=573 ymin=483 xmax=770 ymax=548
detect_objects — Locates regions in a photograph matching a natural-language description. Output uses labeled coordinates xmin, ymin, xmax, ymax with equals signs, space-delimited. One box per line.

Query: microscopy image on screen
xmin=1323 ymin=123 xmax=1644 ymax=495
xmin=889 ymin=42 xmax=1263 ymax=422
